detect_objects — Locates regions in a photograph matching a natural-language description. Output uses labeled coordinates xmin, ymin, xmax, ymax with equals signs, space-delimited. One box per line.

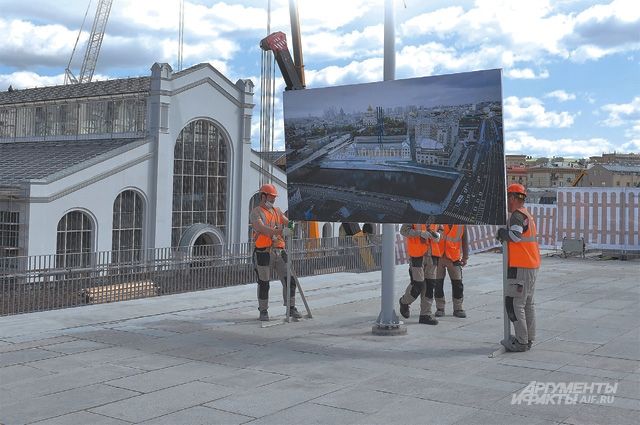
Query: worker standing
xmin=497 ymin=184 xmax=540 ymax=352
xmin=434 ymin=224 xmax=469 ymax=318
xmin=398 ymin=223 xmax=442 ymax=325
xmin=250 ymin=184 xmax=302 ymax=321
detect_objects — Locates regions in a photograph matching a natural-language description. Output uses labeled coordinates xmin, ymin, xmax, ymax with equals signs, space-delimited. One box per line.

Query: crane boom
xmin=288 ymin=0 xmax=305 ymax=88
xmin=65 ymin=0 xmax=113 ymax=84
xmin=260 ymin=32 xmax=304 ymax=91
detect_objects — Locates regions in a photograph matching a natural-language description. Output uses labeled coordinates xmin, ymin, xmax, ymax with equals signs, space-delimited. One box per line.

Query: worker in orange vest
xmin=250 ymin=184 xmax=302 ymax=321
xmin=434 ymin=224 xmax=469 ymax=318
xmin=497 ymin=183 xmax=541 ymax=352
xmin=398 ymin=223 xmax=442 ymax=325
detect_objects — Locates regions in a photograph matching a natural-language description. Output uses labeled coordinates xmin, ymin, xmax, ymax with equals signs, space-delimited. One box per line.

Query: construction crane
xmin=260 ymin=1 xmax=320 ymax=239
xmin=259 ymin=32 xmax=304 ymax=91
xmin=259 ymin=0 xmax=305 ymax=91
xmin=64 ymin=0 xmax=114 ymax=84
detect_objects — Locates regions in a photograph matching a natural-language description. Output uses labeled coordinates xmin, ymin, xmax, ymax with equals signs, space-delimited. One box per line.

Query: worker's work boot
xmin=453 ymin=309 xmax=467 ymax=318
xmin=527 ymin=340 xmax=533 ymax=350
xmin=288 ymin=306 xmax=303 ymax=319
xmin=501 ymin=336 xmax=528 ymax=352
xmin=434 ymin=309 xmax=445 ymax=317
xmin=419 ymin=315 xmax=438 ymax=325
xmin=399 ymin=298 xmax=410 ymax=319
xmin=258 ymin=298 xmax=269 ymax=321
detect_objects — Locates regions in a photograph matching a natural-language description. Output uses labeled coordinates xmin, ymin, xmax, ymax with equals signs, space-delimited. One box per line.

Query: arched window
xmin=112 ymin=190 xmax=144 ymax=263
xmin=322 ymin=223 xmax=333 ymax=238
xmin=56 ymin=211 xmax=92 ymax=268
xmin=172 ymin=120 xmax=229 ymax=247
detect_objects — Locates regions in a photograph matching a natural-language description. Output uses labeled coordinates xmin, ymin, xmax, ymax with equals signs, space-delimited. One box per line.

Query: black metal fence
xmin=0 ymin=236 xmax=382 ymax=316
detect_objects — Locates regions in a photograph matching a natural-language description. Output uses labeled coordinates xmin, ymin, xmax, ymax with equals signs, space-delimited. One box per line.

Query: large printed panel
xmin=284 ymin=69 xmax=506 ymax=225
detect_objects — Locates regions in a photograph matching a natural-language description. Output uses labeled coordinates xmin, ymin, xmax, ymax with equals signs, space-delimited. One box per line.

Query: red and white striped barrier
xmin=466 ymin=225 xmax=501 ymax=254
xmin=395 ymin=231 xmax=408 ymax=265
xmin=528 ymin=204 xmax=557 ymax=249
xmin=393 ymin=188 xmax=639 ymax=264
xmin=557 ymin=188 xmax=640 ymax=250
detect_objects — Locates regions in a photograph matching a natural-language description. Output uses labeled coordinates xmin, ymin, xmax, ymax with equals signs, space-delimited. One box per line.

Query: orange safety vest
xmin=406 ymin=224 xmax=429 ymax=258
xmin=428 ymin=224 xmax=442 ymax=257
xmin=508 ymin=207 xmax=541 ymax=269
xmin=437 ymin=224 xmax=464 ymax=261
xmin=254 ymin=205 xmax=285 ymax=249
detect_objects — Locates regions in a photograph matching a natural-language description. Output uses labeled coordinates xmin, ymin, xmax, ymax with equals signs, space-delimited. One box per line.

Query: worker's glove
xmin=282 ymin=227 xmax=292 ymax=238
xmin=428 ymin=230 xmax=440 ymax=240
xmin=420 ymin=231 xmax=436 ymax=240
xmin=496 ymin=228 xmax=509 ymax=242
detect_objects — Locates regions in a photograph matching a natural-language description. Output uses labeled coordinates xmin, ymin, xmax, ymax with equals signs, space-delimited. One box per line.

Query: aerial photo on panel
xmin=283 ymin=69 xmax=506 ymax=225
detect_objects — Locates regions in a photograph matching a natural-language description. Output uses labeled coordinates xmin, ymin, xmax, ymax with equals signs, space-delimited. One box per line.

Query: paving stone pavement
xmin=1 ymin=252 xmax=639 ymax=425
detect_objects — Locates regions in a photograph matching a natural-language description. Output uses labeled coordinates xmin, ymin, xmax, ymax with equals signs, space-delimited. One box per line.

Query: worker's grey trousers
xmin=254 ymin=247 xmax=297 ymax=311
xmin=435 ymin=256 xmax=464 ymax=311
xmin=505 ymin=267 xmax=538 ymax=345
xmin=400 ymin=254 xmax=438 ymax=316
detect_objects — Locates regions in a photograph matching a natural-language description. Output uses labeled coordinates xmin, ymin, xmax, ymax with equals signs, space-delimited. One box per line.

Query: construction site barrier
xmin=394 ymin=188 xmax=640 ymax=264
xmin=557 ymin=188 xmax=639 ymax=251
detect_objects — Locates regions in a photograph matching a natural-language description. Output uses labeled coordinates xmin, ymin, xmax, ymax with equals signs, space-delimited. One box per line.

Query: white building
xmin=0 ymin=63 xmax=289 ymax=262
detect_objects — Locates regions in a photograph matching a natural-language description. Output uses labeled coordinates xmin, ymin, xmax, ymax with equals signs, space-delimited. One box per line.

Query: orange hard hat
xmin=507 ymin=183 xmax=527 ymax=198
xmin=259 ymin=183 xmax=278 ymax=197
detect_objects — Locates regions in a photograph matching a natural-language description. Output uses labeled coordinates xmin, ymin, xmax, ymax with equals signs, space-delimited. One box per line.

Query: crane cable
xmin=65 ymin=0 xmax=93 ymax=84
xmin=259 ymin=0 xmax=275 ymax=185
xmin=178 ymin=0 xmax=184 ymax=71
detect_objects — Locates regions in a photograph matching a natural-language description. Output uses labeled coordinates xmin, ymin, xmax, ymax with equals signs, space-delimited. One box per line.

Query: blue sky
xmin=0 ymin=0 xmax=638 ymax=158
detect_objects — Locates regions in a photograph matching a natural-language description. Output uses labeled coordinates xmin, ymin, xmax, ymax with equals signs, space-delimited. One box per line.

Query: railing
xmin=4 ymin=187 xmax=638 ymax=316
xmin=0 ymin=236 xmax=381 ymax=316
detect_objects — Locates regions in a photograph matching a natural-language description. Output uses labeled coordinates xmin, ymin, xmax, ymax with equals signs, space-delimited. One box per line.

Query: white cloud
xmin=566 ymin=0 xmax=640 ymax=62
xmin=400 ymin=6 xmax=465 ymax=37
xmin=400 ymin=0 xmax=573 ymax=62
xmin=0 ymin=18 xmax=78 ymax=68
xmin=620 ymin=139 xmax=640 ymax=152
xmin=302 ymin=25 xmax=383 ymax=60
xmin=626 ymin=123 xmax=640 ymax=139
xmin=296 ymin=0 xmax=373 ymax=32
xmin=545 ymin=90 xmax=576 ymax=102
xmin=396 ymin=42 xmax=516 ymax=77
xmin=305 ymin=58 xmax=382 ymax=87
xmin=399 ymin=0 xmax=640 ymax=67
xmin=505 ymin=68 xmax=549 ymax=79
xmin=506 ymin=131 xmax=615 ymax=158
xmin=600 ymin=96 xmax=640 ymax=127
xmin=504 ymin=96 xmax=577 ymax=129
xmin=0 ymin=71 xmax=64 ymax=89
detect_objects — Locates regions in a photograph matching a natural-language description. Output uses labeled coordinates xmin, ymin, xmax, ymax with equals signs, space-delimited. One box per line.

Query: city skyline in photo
xmin=283 ymin=69 xmax=506 ymax=225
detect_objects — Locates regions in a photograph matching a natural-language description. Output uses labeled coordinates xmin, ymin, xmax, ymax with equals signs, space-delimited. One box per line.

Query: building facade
xmin=577 ymin=164 xmax=640 ymax=188
xmin=0 ymin=63 xmax=289 ymax=260
xmin=527 ymin=165 xmax=582 ymax=188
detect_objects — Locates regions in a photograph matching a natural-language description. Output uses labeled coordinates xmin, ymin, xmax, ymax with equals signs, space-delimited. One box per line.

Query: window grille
xmin=172 ymin=120 xmax=229 ymax=246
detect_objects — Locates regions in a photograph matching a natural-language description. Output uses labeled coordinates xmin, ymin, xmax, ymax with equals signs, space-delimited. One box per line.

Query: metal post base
xmin=371 ymin=323 xmax=407 ymax=336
